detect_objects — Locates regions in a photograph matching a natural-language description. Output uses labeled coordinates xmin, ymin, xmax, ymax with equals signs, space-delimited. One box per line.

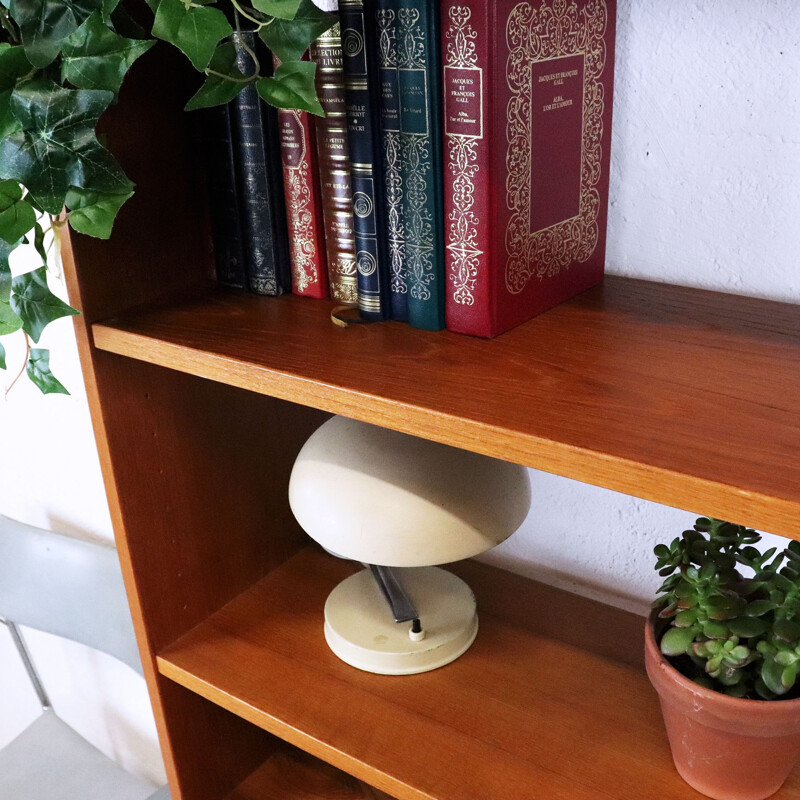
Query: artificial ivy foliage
xmin=0 ymin=0 xmax=335 ymax=392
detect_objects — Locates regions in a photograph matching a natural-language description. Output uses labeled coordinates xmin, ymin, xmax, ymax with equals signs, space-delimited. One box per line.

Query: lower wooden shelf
xmin=226 ymin=747 xmax=392 ymax=800
xmin=158 ymin=548 xmax=800 ymax=800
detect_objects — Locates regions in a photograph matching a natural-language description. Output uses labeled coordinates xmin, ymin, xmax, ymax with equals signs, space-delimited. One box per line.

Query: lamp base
xmin=323 ymin=566 xmax=478 ymax=675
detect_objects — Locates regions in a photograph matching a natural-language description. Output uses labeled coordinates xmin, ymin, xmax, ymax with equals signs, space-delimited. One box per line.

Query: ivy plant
xmin=0 ymin=0 xmax=334 ymax=393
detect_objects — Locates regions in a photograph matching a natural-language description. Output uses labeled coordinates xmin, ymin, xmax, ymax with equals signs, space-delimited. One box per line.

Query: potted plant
xmin=0 ymin=0 xmax=334 ymax=392
xmin=647 ymin=517 xmax=800 ymax=800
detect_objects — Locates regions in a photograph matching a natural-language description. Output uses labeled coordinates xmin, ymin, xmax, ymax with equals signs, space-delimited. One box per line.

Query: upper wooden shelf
xmin=92 ymin=275 xmax=800 ymax=539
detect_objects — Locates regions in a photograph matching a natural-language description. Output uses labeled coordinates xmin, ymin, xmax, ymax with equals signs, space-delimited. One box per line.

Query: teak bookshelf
xmin=62 ymin=49 xmax=800 ymax=800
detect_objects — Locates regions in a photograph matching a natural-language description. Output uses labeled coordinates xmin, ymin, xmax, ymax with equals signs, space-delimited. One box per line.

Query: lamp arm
xmin=368 ymin=565 xmax=419 ymax=625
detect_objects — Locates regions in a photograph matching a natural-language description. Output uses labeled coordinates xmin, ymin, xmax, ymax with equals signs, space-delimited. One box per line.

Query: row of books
xmin=203 ymin=0 xmax=616 ymax=338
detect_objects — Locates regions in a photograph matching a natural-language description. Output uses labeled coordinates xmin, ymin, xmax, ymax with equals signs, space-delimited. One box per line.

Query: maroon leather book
xmin=441 ymin=0 xmax=616 ymax=337
xmin=275 ymin=58 xmax=329 ymax=298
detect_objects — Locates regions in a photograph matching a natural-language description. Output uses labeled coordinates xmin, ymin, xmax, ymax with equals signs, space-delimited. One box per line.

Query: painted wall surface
xmin=0 ymin=0 xmax=797 ymax=782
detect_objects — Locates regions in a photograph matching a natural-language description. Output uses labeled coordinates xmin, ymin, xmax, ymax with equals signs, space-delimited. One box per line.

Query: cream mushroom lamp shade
xmin=288 ymin=416 xmax=532 ymax=675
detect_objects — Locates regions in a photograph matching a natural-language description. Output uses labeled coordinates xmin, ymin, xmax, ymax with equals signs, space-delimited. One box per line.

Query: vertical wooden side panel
xmin=87 ymin=355 xmax=327 ymax=798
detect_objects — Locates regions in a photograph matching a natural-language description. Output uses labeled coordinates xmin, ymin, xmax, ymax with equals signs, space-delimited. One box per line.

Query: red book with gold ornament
xmin=275 ymin=58 xmax=329 ymax=298
xmin=441 ymin=0 xmax=616 ymax=337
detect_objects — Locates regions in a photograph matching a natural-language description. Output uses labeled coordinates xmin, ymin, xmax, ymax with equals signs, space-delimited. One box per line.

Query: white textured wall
xmin=1 ymin=0 xmax=798 ymax=780
xmin=0 ymin=243 xmax=165 ymax=786
xmin=484 ymin=0 xmax=798 ymax=608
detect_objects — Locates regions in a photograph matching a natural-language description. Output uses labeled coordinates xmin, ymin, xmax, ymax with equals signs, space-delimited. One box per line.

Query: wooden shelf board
xmin=157 ymin=548 xmax=800 ymax=800
xmin=92 ymin=276 xmax=800 ymax=538
xmin=225 ymin=747 xmax=392 ymax=800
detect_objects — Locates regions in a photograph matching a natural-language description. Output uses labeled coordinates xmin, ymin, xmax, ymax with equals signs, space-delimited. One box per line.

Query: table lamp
xmin=289 ymin=416 xmax=531 ymax=675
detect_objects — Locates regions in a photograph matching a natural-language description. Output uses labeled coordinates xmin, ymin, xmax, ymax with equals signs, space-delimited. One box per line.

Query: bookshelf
xmin=62 ymin=46 xmax=800 ymax=800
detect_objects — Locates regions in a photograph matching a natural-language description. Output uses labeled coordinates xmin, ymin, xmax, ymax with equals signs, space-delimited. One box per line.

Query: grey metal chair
xmin=0 ymin=514 xmax=170 ymax=800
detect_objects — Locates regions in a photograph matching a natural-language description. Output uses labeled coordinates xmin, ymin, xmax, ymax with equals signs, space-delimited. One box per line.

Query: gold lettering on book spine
xmin=445 ymin=6 xmax=481 ymax=307
xmin=505 ymin=0 xmax=606 ymax=294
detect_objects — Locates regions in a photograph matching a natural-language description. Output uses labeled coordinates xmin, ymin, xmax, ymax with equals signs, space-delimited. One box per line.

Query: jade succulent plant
xmin=654 ymin=517 xmax=800 ymax=700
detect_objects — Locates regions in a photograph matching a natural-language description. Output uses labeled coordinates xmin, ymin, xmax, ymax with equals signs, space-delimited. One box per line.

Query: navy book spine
xmin=339 ymin=0 xmax=391 ymax=320
xmin=200 ymin=103 xmax=247 ymax=290
xmin=397 ymin=0 xmax=445 ymax=329
xmin=229 ymin=31 xmax=291 ymax=296
xmin=374 ymin=0 xmax=407 ymax=321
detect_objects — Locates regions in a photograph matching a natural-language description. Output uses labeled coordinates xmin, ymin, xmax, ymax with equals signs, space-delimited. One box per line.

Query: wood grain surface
xmin=156 ymin=547 xmax=800 ymax=800
xmin=93 ymin=279 xmax=800 ymax=539
xmin=227 ymin=747 xmax=394 ymax=800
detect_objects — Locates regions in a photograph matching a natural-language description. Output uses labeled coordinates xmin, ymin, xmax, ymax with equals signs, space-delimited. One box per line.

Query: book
xmin=199 ymin=103 xmax=247 ymax=290
xmin=275 ymin=57 xmax=329 ymax=298
xmin=441 ymin=0 xmax=616 ymax=337
xmin=339 ymin=0 xmax=391 ymax=321
xmin=229 ymin=31 xmax=291 ymax=296
xmin=309 ymin=24 xmax=359 ymax=305
xmin=397 ymin=0 xmax=445 ymax=330
xmin=374 ymin=0 xmax=407 ymax=321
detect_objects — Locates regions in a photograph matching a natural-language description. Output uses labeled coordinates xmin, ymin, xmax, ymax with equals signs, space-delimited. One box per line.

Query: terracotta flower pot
xmin=645 ymin=616 xmax=800 ymax=800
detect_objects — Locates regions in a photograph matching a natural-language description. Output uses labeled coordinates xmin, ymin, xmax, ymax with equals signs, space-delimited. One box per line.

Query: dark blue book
xmin=339 ymin=0 xmax=391 ymax=320
xmin=374 ymin=0 xmax=407 ymax=321
xmin=229 ymin=31 xmax=291 ymax=296
xmin=397 ymin=0 xmax=445 ymax=330
xmin=200 ymin=103 xmax=247 ymax=290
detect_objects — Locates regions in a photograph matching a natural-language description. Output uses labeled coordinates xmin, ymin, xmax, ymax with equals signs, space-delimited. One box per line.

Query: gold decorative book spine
xmin=310 ymin=24 xmax=359 ymax=305
xmin=443 ymin=3 xmax=486 ymax=316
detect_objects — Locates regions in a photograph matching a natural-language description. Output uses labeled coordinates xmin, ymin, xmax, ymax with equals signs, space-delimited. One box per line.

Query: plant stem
xmin=205 ymin=68 xmax=255 ymax=84
xmin=230 ymin=0 xmax=265 ymax=28
xmin=4 ymin=333 xmax=31 ymax=399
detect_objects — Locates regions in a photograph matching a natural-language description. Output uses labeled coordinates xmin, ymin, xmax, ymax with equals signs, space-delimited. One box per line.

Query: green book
xmin=397 ymin=0 xmax=445 ymax=331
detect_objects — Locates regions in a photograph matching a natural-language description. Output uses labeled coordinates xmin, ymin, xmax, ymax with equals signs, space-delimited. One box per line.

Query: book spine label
xmin=229 ymin=32 xmax=290 ymax=296
xmin=374 ymin=0 xmax=407 ymax=321
xmin=275 ymin=58 xmax=329 ymax=298
xmin=397 ymin=0 xmax=445 ymax=330
xmin=310 ymin=24 xmax=359 ymax=305
xmin=339 ymin=0 xmax=390 ymax=320
xmin=200 ymin=104 xmax=247 ymax=290
xmin=441 ymin=1 xmax=492 ymax=335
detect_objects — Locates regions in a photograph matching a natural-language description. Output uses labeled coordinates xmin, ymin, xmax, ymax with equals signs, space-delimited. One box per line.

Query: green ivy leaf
xmin=10 ymin=266 xmax=79 ymax=342
xmin=185 ymin=40 xmax=249 ymax=111
xmin=61 ymin=11 xmax=154 ymax=93
xmin=65 ymin=186 xmax=133 ymax=238
xmin=102 ymin=0 xmax=120 ymax=23
xmin=0 ymin=79 xmax=131 ymax=213
xmin=251 ymin=0 xmax=302 ymax=19
xmin=8 ymin=0 xmax=101 ymax=68
xmin=151 ymin=0 xmax=232 ymax=71
xmin=0 ymin=44 xmax=32 ymax=139
xmin=26 ymin=347 xmax=69 ymax=394
xmin=0 ymin=180 xmax=36 ymax=242
xmin=0 ymin=340 xmax=6 ymax=370
xmin=257 ymin=60 xmax=322 ymax=116
xmin=32 ymin=220 xmax=46 ymax=264
xmin=0 ymin=239 xmax=23 ymax=336
xmin=108 ymin=4 xmax=148 ymax=39
xmin=258 ymin=0 xmax=333 ymax=63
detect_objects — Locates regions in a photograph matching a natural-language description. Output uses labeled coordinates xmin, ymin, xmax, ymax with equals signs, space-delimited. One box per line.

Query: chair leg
xmin=1 ymin=618 xmax=51 ymax=710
